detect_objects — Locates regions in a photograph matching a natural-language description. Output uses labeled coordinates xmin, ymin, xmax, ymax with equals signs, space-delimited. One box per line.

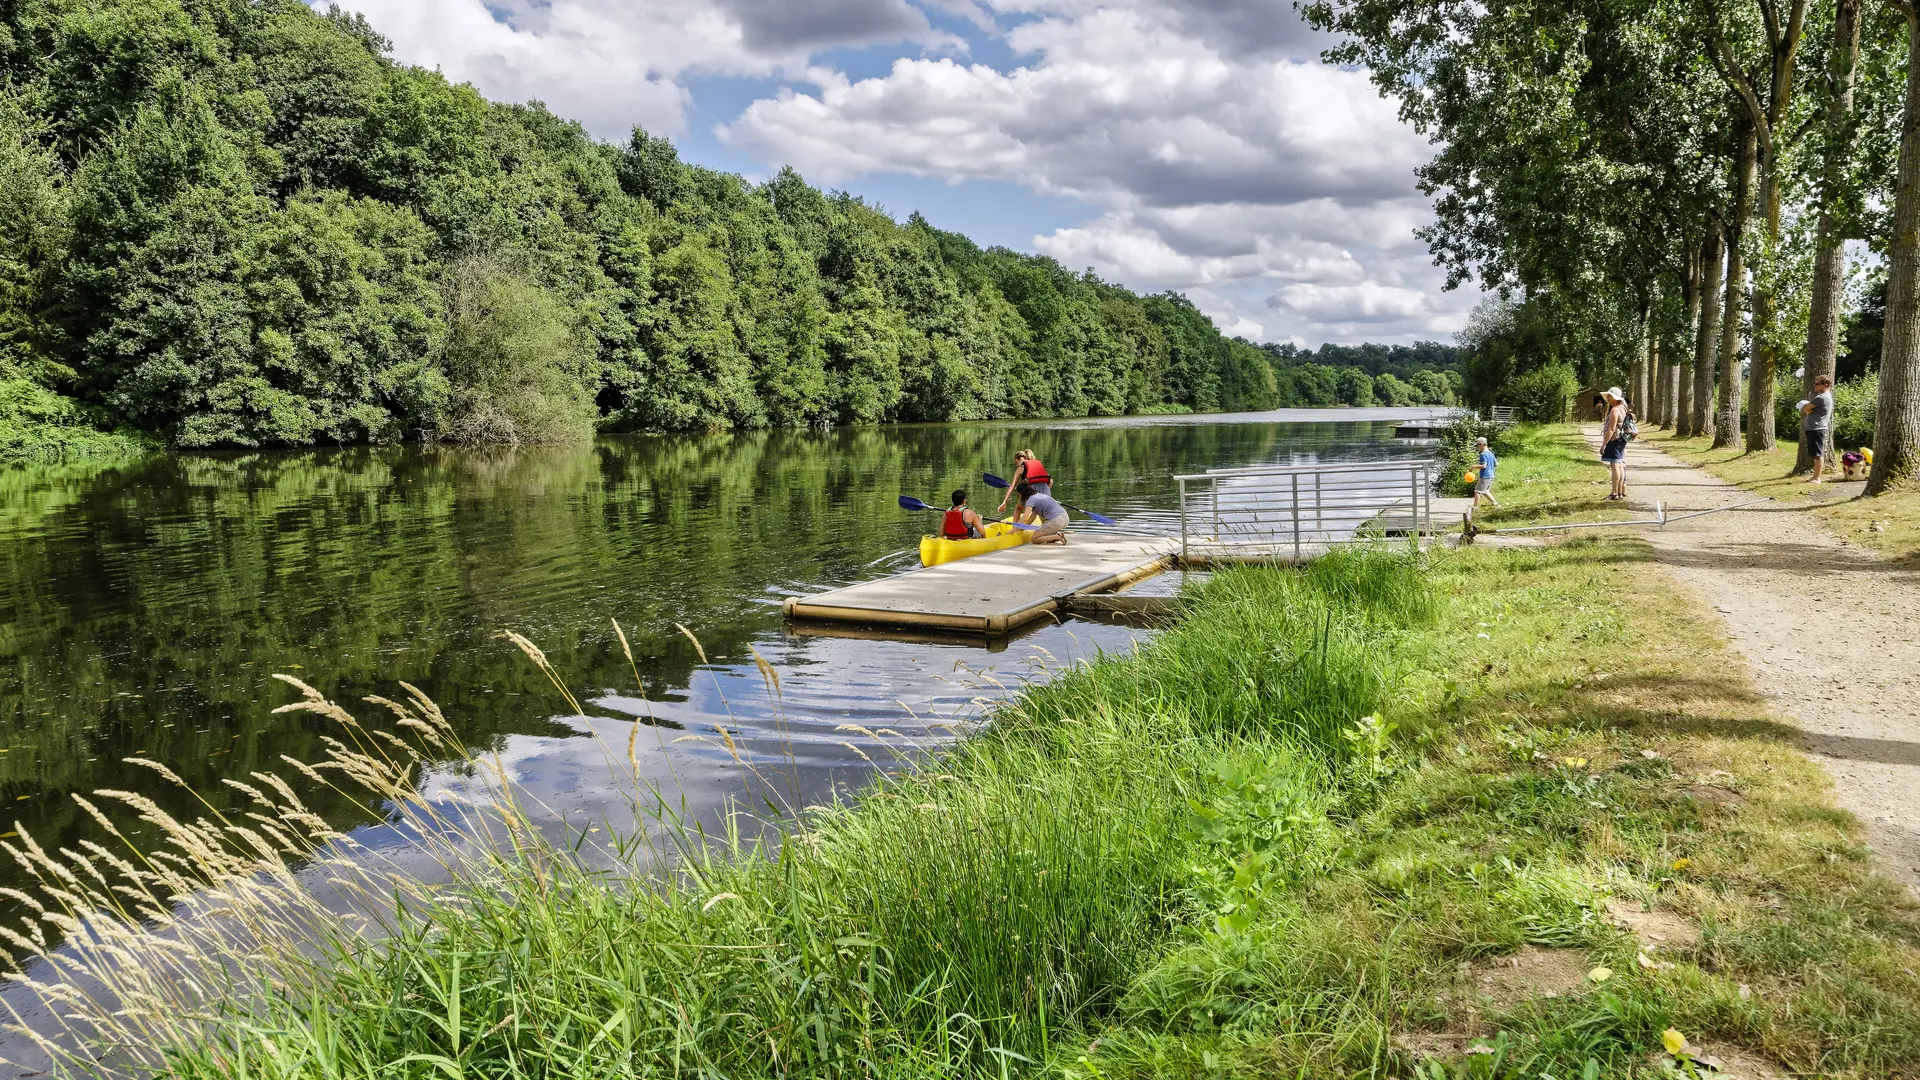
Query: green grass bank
xmin=9 ymin=428 xmax=1920 ymax=1079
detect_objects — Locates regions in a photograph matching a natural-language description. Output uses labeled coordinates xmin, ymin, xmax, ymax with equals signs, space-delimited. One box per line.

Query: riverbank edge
xmin=25 ymin=428 xmax=1920 ymax=1079
xmin=0 ymin=406 xmax=1452 ymax=463
xmin=0 ymin=415 xmax=157 ymax=462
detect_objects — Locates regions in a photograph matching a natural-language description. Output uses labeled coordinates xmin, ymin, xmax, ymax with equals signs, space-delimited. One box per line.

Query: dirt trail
xmin=1594 ymin=429 xmax=1920 ymax=890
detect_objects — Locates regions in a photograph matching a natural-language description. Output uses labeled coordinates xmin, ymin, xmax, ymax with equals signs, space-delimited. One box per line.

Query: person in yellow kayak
xmin=996 ymin=449 xmax=1052 ymax=519
xmin=942 ymin=489 xmax=987 ymax=540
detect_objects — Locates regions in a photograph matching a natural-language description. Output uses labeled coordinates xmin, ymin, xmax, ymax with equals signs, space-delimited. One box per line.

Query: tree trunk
xmin=1663 ymin=362 xmax=1681 ymax=427
xmin=1646 ymin=330 xmax=1661 ymax=424
xmin=1649 ymin=347 xmax=1664 ymax=426
xmin=1715 ymin=125 xmax=1756 ymax=450
xmin=1678 ymin=358 xmax=1695 ymax=435
xmin=1747 ymin=161 xmax=1781 ymax=451
xmin=1799 ymin=0 xmax=1863 ymax=472
xmin=1677 ymin=236 xmax=1701 ymax=436
xmin=1869 ymin=3 xmax=1920 ymax=493
xmin=1691 ymin=227 xmax=1723 ymax=438
xmin=1743 ymin=1 xmax=1812 ymax=452
xmin=1631 ymin=307 xmax=1649 ymax=420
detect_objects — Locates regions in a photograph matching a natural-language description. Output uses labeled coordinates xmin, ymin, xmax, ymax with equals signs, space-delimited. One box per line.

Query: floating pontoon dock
xmin=783 ymin=535 xmax=1178 ymax=634
xmin=784 ymin=459 xmax=1471 ymax=636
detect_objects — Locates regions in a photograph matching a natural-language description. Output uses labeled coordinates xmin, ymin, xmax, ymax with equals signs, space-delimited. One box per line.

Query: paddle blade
xmin=898 ymin=495 xmax=934 ymax=511
xmin=981 ymin=472 xmax=1010 ymax=489
xmin=1076 ymin=507 xmax=1117 ymax=526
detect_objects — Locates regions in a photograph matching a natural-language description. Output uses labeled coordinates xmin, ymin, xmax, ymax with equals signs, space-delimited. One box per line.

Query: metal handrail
xmin=1187 ymin=458 xmax=1439 ymax=479
xmin=1176 ymin=460 xmax=1437 ymax=563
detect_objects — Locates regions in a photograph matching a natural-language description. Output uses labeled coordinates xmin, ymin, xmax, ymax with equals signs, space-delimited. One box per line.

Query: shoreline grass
xmin=5 ymin=428 xmax=1919 ymax=1079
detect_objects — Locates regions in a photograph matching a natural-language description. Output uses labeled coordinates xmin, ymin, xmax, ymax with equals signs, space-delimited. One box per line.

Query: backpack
xmin=1623 ymin=416 xmax=1640 ymax=441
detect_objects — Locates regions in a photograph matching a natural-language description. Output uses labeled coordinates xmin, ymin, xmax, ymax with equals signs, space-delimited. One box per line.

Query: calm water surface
xmin=0 ymin=407 xmax=1444 ymax=901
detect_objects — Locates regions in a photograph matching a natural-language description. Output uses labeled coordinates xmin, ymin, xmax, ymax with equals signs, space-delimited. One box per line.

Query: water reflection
xmin=0 ymin=407 xmax=1445 ymax=910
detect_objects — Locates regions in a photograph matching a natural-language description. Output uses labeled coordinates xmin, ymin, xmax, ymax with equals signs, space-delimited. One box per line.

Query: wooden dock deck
xmin=783 ymin=535 xmax=1178 ymax=634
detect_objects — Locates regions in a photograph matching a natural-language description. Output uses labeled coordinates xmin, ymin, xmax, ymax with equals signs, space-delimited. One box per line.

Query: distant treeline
xmin=1261 ymin=342 xmax=1462 ymax=408
xmin=0 ymin=0 xmax=1460 ymax=456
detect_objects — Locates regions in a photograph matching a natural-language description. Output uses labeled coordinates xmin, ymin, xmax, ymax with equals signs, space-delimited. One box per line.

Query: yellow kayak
xmin=919 ymin=521 xmax=1031 ymax=567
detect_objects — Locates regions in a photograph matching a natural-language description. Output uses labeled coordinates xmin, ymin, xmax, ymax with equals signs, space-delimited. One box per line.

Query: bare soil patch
xmin=1462 ymin=945 xmax=1590 ymax=1009
xmin=1606 ymin=899 xmax=1702 ymax=951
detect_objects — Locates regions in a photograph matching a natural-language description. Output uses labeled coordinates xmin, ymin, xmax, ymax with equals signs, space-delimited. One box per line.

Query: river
xmin=0 ymin=407 xmax=1446 ymax=922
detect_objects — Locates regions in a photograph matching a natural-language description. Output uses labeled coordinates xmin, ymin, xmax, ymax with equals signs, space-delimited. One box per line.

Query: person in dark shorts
xmin=1598 ymin=387 xmax=1629 ymax=500
xmin=1801 ymin=375 xmax=1835 ymax=484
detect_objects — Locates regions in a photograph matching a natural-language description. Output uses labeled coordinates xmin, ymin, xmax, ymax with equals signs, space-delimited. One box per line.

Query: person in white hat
xmin=1597 ymin=386 xmax=1629 ymax=500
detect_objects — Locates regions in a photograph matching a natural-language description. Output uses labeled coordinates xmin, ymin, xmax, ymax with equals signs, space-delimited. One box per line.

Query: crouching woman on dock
xmin=1022 ymin=488 xmax=1070 ymax=546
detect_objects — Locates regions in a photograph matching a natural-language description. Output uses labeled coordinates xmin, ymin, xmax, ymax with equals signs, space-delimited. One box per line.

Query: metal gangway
xmin=1175 ymin=460 xmax=1437 ymax=564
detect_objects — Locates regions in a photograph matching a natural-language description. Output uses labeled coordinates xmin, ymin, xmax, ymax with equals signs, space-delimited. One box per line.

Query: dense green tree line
xmin=0 ymin=0 xmax=1459 ymax=456
xmin=1307 ymin=0 xmax=1920 ymax=487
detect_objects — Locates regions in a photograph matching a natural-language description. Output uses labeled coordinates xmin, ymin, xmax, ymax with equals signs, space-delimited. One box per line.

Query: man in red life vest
xmin=995 ymin=450 xmax=1052 ymax=518
xmin=943 ymin=489 xmax=986 ymax=540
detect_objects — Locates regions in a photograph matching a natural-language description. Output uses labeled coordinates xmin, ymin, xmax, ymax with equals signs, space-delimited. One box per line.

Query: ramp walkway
xmin=783 ymin=535 xmax=1176 ymax=634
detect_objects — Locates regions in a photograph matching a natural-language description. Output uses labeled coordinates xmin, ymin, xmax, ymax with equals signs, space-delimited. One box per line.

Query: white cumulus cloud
xmin=331 ymin=0 xmax=953 ymax=136
xmin=719 ymin=1 xmax=1477 ymax=343
xmin=339 ymin=0 xmax=1480 ymax=343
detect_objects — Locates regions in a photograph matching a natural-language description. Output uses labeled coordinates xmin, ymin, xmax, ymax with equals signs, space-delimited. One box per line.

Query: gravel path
xmin=1597 ymin=429 xmax=1920 ymax=891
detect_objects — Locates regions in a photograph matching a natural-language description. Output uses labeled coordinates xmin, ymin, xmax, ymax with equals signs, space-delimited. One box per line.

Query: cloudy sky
xmin=337 ymin=0 xmax=1477 ymax=346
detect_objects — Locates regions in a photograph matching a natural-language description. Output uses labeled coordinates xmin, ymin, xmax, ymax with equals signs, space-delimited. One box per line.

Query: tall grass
xmin=1 ymin=546 xmax=1436 ymax=1078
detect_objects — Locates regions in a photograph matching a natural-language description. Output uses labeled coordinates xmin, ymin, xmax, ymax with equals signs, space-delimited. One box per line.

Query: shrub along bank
xmin=15 ymin=436 xmax=1920 ymax=1079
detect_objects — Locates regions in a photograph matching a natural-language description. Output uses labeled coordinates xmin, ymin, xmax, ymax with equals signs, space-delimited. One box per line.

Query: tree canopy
xmin=1306 ymin=0 xmax=1920 ymax=485
xmin=0 ymin=0 xmax=1459 ymax=454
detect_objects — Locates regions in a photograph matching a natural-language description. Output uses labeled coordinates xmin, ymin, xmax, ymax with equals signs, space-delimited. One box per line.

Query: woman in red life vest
xmin=943 ymin=489 xmax=985 ymax=540
xmin=995 ymin=450 xmax=1052 ymax=519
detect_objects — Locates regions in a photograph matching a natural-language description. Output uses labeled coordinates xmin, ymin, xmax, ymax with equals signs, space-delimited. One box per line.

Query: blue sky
xmin=340 ymin=0 xmax=1479 ymax=346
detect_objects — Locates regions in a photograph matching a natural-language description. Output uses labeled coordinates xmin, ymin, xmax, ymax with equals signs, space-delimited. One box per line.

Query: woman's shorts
xmin=1473 ymin=475 xmax=1492 ymax=494
xmin=1033 ymin=514 xmax=1070 ymax=537
xmin=1600 ymin=437 xmax=1627 ymax=463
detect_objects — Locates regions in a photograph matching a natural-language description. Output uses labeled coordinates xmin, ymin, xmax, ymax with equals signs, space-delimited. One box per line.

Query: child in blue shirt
xmin=1474 ymin=437 xmax=1499 ymax=507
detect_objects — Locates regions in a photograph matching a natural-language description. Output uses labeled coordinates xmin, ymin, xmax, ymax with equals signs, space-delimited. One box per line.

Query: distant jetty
xmin=1395 ymin=407 xmax=1512 ymax=438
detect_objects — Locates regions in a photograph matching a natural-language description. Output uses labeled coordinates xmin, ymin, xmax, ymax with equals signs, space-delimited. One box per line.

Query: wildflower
xmin=1670 ymin=857 xmax=1691 ymax=872
xmin=1661 ymin=1028 xmax=1689 ymax=1056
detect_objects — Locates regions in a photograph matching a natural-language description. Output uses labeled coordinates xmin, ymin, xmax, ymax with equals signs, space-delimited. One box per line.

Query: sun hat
xmin=1604 ymin=386 xmax=1625 ymax=401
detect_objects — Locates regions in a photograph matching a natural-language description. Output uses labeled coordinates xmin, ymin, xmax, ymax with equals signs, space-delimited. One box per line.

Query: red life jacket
xmin=1020 ymin=457 xmax=1051 ymax=485
xmin=942 ymin=508 xmax=972 ymax=540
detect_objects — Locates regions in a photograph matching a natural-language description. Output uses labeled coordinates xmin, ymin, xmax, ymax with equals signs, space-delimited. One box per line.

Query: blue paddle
xmin=981 ymin=473 xmax=1117 ymax=526
xmin=898 ymin=495 xmax=1039 ymax=530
